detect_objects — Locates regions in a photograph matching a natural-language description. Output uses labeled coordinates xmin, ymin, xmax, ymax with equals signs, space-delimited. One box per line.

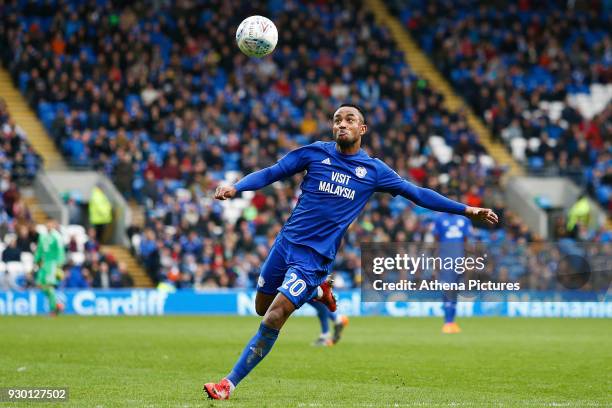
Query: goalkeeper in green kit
xmin=34 ymin=219 xmax=66 ymax=315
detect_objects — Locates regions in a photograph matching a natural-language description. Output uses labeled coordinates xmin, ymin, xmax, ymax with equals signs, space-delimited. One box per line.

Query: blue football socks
xmin=226 ymin=323 xmax=280 ymax=387
xmin=310 ymin=300 xmax=331 ymax=334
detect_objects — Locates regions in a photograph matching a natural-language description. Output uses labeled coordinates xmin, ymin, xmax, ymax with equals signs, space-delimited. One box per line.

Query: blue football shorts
xmin=257 ymin=234 xmax=332 ymax=308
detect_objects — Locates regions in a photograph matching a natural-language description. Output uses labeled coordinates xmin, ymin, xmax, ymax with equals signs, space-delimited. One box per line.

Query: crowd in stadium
xmin=0 ymin=98 xmax=41 ymax=187
xmin=1 ymin=0 xmax=608 ymax=291
xmin=0 ymin=91 xmax=131 ymax=290
xmin=395 ymin=0 xmax=611 ymax=211
xmin=0 ymin=219 xmax=134 ymax=291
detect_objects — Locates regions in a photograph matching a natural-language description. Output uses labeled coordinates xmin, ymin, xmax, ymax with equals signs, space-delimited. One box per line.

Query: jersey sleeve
xmin=375 ymin=161 xmax=467 ymax=215
xmin=235 ymin=144 xmax=312 ymax=192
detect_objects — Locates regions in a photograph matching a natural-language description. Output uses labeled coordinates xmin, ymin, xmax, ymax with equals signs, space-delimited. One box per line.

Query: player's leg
xmin=440 ymin=267 xmax=461 ymax=333
xmin=204 ymin=270 xmax=314 ymax=400
xmin=204 ymin=238 xmax=301 ymax=399
xmin=255 ymin=292 xmax=276 ymax=316
xmin=332 ymin=312 xmax=349 ymax=345
xmin=42 ymin=285 xmax=57 ymax=313
xmin=262 ymin=277 xmax=335 ymax=316
xmin=221 ymin=292 xmax=295 ymax=390
xmin=226 ymin=267 xmax=314 ymax=386
xmin=441 ymin=289 xmax=460 ymax=333
xmin=442 ymin=291 xmax=454 ymax=321
xmin=37 ymin=265 xmax=59 ymax=315
xmin=308 ymin=300 xmax=333 ymax=346
xmin=204 ymin=294 xmax=294 ymax=400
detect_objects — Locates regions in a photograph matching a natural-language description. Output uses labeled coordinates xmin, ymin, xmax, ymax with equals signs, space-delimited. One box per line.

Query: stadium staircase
xmin=366 ymin=1 xmax=612 ymax=230
xmin=101 ymin=245 xmax=154 ymax=288
xmin=0 ymin=68 xmax=67 ymax=171
xmin=21 ymin=188 xmax=49 ymax=225
xmin=1 ymin=67 xmax=153 ymax=287
xmin=365 ymin=0 xmax=524 ymax=178
xmin=128 ymin=201 xmax=145 ymax=229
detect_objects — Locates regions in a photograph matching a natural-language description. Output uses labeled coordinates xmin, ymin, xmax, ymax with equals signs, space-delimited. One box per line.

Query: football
xmin=236 ymin=15 xmax=278 ymax=58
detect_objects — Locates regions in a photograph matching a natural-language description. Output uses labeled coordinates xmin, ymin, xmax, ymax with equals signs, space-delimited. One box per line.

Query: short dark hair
xmin=338 ymin=103 xmax=366 ymax=124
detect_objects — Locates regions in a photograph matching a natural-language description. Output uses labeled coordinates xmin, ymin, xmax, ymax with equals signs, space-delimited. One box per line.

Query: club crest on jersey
xmin=258 ymin=276 xmax=265 ymax=287
xmin=355 ymin=166 xmax=367 ymax=178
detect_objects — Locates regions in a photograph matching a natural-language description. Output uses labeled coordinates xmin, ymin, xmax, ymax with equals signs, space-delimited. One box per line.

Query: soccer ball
xmin=236 ymin=16 xmax=278 ymax=58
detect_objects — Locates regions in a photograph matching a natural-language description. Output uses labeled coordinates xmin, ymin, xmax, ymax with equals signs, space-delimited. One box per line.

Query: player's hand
xmin=465 ymin=206 xmax=499 ymax=226
xmin=214 ymin=185 xmax=237 ymax=200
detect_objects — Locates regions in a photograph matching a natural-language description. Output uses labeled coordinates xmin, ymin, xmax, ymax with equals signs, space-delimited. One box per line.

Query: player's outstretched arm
xmin=376 ymin=162 xmax=499 ymax=226
xmin=403 ymin=184 xmax=499 ymax=226
xmin=213 ymin=146 xmax=310 ymax=200
xmin=464 ymin=206 xmax=499 ymax=225
xmin=213 ymin=164 xmax=283 ymax=201
xmin=214 ymin=185 xmax=237 ymax=200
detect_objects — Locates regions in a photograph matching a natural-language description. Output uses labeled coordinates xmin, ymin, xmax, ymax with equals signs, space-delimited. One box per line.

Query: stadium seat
xmin=479 ymin=155 xmax=496 ymax=169
xmin=4 ymin=262 xmax=24 ymax=290
xmin=20 ymin=252 xmax=35 ymax=273
xmin=3 ymin=233 xmax=17 ymax=245
xmin=510 ymin=138 xmax=527 ymax=161
xmin=70 ymin=251 xmax=85 ymax=266
xmin=428 ymin=136 xmax=453 ymax=164
xmin=65 ymin=224 xmax=87 ymax=245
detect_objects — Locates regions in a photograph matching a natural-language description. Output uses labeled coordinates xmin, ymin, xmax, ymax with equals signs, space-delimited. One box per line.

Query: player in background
xmin=34 ymin=219 xmax=65 ymax=315
xmin=205 ymin=104 xmax=498 ymax=400
xmin=433 ymin=208 xmax=472 ymax=334
xmin=308 ymin=297 xmax=349 ymax=346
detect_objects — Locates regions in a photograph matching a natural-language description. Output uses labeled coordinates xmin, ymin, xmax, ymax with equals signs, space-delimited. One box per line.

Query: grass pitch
xmin=1 ymin=316 xmax=610 ymax=407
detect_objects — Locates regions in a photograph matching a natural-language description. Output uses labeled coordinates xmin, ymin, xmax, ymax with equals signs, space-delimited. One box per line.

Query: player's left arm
xmin=400 ymin=182 xmax=498 ymax=225
xmin=376 ymin=163 xmax=498 ymax=226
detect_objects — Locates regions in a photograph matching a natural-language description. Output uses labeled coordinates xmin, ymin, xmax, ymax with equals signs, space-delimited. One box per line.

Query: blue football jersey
xmin=236 ymin=141 xmax=467 ymax=261
xmin=433 ymin=213 xmax=472 ymax=259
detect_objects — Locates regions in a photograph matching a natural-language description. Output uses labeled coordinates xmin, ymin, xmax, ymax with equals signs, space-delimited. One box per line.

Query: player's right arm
xmin=214 ymin=145 xmax=311 ymax=200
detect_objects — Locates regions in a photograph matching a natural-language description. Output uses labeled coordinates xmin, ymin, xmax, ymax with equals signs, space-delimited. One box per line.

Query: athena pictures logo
xmin=360 ymin=242 xmax=609 ymax=302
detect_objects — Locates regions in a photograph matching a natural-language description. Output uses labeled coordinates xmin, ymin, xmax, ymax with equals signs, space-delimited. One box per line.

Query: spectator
xmin=0 ymin=0 xmax=548 ymax=291
xmin=113 ymin=150 xmax=135 ymax=199
xmin=2 ymin=235 xmax=22 ymax=262
xmin=84 ymin=227 xmax=100 ymax=253
xmin=93 ymin=261 xmax=111 ymax=289
xmin=88 ymin=184 xmax=113 ymax=243
xmin=16 ymin=224 xmax=36 ymax=253
xmin=65 ymin=195 xmax=84 ymax=225
xmin=398 ymin=0 xmax=611 ymax=212
xmin=61 ymin=262 xmax=91 ymax=289
xmin=118 ymin=262 xmax=134 ymax=288
xmin=566 ymin=194 xmax=592 ymax=237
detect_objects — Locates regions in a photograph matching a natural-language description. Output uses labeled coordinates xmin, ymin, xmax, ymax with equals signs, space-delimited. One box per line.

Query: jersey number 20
xmin=282 ymin=272 xmax=306 ymax=296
